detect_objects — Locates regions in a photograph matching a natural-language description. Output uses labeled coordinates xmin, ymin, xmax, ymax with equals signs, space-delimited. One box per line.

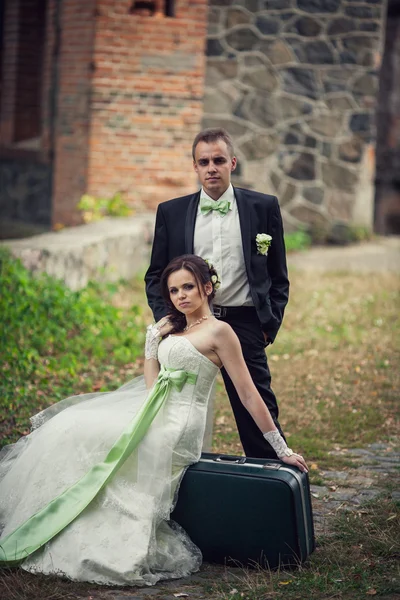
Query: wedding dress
xmin=0 ymin=335 xmax=219 ymax=586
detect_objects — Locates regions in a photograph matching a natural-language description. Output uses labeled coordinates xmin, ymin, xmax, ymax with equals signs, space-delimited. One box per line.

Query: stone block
xmin=270 ymin=171 xmax=282 ymax=192
xmin=289 ymin=203 xmax=329 ymax=226
xmin=291 ymin=39 xmax=335 ymax=65
xmin=226 ymin=7 xmax=252 ymax=29
xmin=358 ymin=21 xmax=379 ymax=32
xmin=256 ymin=15 xmax=281 ymax=35
xmin=345 ymin=5 xmax=381 ymax=19
xmin=239 ymin=133 xmax=279 ymax=159
xmin=342 ymin=35 xmax=378 ymax=65
xmin=326 ymin=190 xmax=354 ymax=220
xmin=203 ymin=89 xmax=234 ymax=114
xmin=280 ymin=182 xmax=297 ymax=206
xmin=208 ymin=8 xmax=222 ymax=36
xmin=284 ymin=131 xmax=302 ymax=145
xmin=235 ymin=92 xmax=279 ymax=127
xmin=304 ymin=186 xmax=324 ymax=204
xmin=279 ymin=95 xmax=314 ymax=119
xmin=308 ymin=114 xmax=343 ymax=137
xmin=201 ymin=116 xmax=250 ymax=137
xmin=207 ymin=38 xmax=225 ymax=57
xmin=322 ymin=162 xmax=358 ymax=192
xmin=305 ymin=135 xmax=317 ymax=148
xmin=338 ymin=136 xmax=364 ymax=163
xmin=1 ymin=215 xmax=155 ymax=291
xmin=236 ymin=0 xmax=259 ymax=10
xmin=297 ymin=0 xmax=340 ymax=13
xmin=281 ymin=66 xmax=320 ymax=99
xmin=325 ymin=94 xmax=355 ymax=111
xmin=327 ymin=17 xmax=357 ymax=35
xmin=205 ymin=57 xmax=239 ymax=85
xmin=261 ymin=39 xmax=294 ymax=65
xmin=322 ymin=142 xmax=332 ymax=157
xmin=241 ymin=65 xmax=279 ymax=91
xmin=226 ymin=26 xmax=260 ymax=52
xmin=242 ymin=52 xmax=267 ymax=67
xmin=287 ymin=15 xmax=323 ymax=37
xmin=349 ymin=112 xmax=373 ymax=139
xmin=352 ymin=72 xmax=378 ymax=96
xmin=287 ymin=152 xmax=316 ymax=180
xmin=263 ymin=0 xmax=292 ymax=8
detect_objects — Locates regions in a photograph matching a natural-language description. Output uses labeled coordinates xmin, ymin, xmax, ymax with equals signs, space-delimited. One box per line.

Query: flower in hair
xmin=204 ymin=258 xmax=221 ymax=290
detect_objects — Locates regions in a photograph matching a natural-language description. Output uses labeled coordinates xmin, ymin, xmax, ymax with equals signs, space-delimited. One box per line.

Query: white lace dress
xmin=0 ymin=336 xmax=219 ymax=586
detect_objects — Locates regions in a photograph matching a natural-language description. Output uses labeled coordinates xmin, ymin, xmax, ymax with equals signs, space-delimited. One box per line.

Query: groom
xmin=145 ymin=128 xmax=289 ymax=459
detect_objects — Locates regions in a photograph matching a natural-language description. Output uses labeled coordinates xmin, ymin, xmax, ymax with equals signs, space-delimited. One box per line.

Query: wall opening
xmin=129 ymin=1 xmax=175 ymax=17
xmin=14 ymin=0 xmax=47 ymax=146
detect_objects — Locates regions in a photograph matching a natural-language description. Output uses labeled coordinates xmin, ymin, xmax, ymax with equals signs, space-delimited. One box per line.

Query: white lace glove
xmin=263 ymin=429 xmax=294 ymax=459
xmin=145 ymin=324 xmax=162 ymax=360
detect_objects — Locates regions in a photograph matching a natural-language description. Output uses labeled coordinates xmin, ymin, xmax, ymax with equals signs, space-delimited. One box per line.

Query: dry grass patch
xmin=213 ymin=271 xmax=399 ymax=468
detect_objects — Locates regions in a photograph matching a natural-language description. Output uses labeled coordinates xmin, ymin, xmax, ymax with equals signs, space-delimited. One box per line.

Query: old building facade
xmin=0 ymin=0 xmax=398 ymax=234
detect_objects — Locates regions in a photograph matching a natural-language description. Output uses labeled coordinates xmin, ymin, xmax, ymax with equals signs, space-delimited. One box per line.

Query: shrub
xmin=0 ymin=249 xmax=145 ymax=445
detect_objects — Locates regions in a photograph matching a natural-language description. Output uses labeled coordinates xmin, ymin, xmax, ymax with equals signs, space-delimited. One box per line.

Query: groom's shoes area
xmin=172 ymin=452 xmax=315 ymax=569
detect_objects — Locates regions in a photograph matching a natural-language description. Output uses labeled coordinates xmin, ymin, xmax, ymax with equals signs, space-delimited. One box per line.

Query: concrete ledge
xmin=1 ymin=214 xmax=156 ymax=290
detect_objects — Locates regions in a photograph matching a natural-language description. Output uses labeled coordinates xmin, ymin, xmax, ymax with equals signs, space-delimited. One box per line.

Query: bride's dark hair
xmin=160 ymin=254 xmax=218 ymax=333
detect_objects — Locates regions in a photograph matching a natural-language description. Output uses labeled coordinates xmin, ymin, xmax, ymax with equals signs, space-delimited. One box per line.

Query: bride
xmin=0 ymin=254 xmax=308 ymax=586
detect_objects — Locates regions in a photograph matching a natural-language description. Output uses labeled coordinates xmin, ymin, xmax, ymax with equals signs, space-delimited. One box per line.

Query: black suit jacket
xmin=144 ymin=186 xmax=289 ymax=343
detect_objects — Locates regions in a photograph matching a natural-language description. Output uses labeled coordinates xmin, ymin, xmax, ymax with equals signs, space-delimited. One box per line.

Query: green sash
xmin=0 ymin=365 xmax=197 ymax=566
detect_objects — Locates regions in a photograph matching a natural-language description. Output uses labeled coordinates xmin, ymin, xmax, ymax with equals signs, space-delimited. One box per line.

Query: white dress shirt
xmin=193 ymin=184 xmax=253 ymax=306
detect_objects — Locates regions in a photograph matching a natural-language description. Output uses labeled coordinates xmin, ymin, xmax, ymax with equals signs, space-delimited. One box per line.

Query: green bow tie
xmin=200 ymin=197 xmax=231 ymax=216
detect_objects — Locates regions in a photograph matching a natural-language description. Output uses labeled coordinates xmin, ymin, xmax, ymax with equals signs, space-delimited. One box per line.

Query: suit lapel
xmin=184 ymin=190 xmax=201 ymax=253
xmin=234 ymin=187 xmax=251 ymax=270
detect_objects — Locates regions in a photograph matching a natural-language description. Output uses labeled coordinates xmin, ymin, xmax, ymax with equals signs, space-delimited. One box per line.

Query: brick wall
xmin=87 ymin=0 xmax=208 ymax=211
xmin=1 ymin=0 xmax=208 ymax=227
xmin=51 ymin=0 xmax=97 ymax=226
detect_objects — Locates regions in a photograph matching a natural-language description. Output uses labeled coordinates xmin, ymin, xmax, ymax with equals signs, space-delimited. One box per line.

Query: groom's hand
xmin=154 ymin=315 xmax=174 ymax=338
xmin=263 ymin=332 xmax=271 ymax=346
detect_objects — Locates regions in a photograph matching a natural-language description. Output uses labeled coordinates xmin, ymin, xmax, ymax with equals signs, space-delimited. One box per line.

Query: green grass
xmin=0 ymin=250 xmax=399 ymax=600
xmin=206 ymin=495 xmax=400 ymax=600
xmin=213 ymin=270 xmax=400 ymax=469
xmin=0 ymin=249 xmax=146 ymax=446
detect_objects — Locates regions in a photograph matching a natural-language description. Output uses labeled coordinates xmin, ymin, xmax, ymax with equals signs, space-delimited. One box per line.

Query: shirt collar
xmin=200 ymin=183 xmax=235 ymax=209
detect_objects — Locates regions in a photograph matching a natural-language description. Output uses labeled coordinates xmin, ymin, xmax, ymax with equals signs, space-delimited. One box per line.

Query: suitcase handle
xmin=214 ymin=455 xmax=246 ymax=464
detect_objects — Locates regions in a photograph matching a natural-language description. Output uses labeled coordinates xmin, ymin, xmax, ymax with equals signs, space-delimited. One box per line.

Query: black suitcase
xmin=171 ymin=452 xmax=315 ymax=569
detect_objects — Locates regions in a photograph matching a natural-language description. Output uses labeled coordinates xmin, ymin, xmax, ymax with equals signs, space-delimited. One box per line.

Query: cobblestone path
xmin=79 ymin=441 xmax=399 ymax=600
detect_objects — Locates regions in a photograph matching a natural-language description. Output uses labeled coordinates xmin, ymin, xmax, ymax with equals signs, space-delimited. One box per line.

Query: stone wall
xmin=204 ymin=0 xmax=387 ymax=235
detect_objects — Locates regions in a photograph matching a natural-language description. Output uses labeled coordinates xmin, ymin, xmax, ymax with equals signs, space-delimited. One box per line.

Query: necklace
xmin=183 ymin=315 xmax=211 ymax=332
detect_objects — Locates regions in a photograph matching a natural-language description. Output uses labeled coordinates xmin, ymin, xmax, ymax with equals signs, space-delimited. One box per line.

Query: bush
xmin=0 ymin=249 xmax=145 ymax=446
xmin=284 ymin=230 xmax=312 ymax=252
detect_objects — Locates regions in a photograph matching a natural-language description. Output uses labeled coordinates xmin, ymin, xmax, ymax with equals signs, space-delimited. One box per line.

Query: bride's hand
xmin=281 ymin=453 xmax=309 ymax=474
xmin=154 ymin=315 xmax=174 ymax=338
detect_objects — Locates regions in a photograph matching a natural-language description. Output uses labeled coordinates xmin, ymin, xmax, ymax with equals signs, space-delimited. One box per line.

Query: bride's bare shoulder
xmin=210 ymin=319 xmax=237 ymax=342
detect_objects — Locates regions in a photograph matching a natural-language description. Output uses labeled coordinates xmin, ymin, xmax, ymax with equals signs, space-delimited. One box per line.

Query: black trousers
xmin=216 ymin=306 xmax=285 ymax=459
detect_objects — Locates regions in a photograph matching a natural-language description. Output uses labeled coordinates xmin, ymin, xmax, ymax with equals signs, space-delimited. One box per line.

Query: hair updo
xmin=160 ymin=254 xmax=219 ymax=333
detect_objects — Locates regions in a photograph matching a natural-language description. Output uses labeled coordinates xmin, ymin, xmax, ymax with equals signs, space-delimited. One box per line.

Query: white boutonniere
xmin=256 ymin=233 xmax=272 ymax=255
